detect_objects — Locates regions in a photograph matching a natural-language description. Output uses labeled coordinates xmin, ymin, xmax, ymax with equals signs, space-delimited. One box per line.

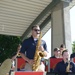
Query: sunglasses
xmin=33 ymin=29 xmax=40 ymax=32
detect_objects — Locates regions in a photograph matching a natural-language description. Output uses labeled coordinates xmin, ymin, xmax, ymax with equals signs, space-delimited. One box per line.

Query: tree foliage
xmin=0 ymin=35 xmax=21 ymax=63
xmin=72 ymin=41 xmax=75 ymax=53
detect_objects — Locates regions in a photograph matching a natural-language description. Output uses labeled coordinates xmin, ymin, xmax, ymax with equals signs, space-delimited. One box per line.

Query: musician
xmin=70 ymin=49 xmax=75 ymax=62
xmin=60 ymin=44 xmax=66 ymax=51
xmin=0 ymin=44 xmax=22 ymax=75
xmin=7 ymin=44 xmax=22 ymax=75
xmin=54 ymin=50 xmax=75 ymax=75
xmin=11 ymin=44 xmax=21 ymax=60
xmin=20 ymin=25 xmax=48 ymax=71
xmin=59 ymin=44 xmax=66 ymax=58
xmin=50 ymin=47 xmax=60 ymax=58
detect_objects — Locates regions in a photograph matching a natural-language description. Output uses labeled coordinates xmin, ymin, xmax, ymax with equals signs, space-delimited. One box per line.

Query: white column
xmin=51 ymin=1 xmax=72 ymax=55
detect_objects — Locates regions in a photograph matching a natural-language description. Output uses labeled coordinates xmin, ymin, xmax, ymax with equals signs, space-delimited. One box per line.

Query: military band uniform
xmin=70 ymin=53 xmax=75 ymax=62
xmin=54 ymin=60 xmax=75 ymax=73
xmin=54 ymin=50 xmax=75 ymax=75
xmin=20 ymin=36 xmax=47 ymax=71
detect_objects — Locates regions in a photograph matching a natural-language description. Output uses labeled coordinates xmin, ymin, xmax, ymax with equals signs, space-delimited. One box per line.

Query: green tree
xmin=0 ymin=35 xmax=21 ymax=63
xmin=72 ymin=41 xmax=75 ymax=53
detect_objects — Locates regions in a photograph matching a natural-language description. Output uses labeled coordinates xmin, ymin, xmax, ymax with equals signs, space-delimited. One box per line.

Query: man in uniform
xmin=20 ymin=25 xmax=48 ymax=71
xmin=54 ymin=50 xmax=75 ymax=75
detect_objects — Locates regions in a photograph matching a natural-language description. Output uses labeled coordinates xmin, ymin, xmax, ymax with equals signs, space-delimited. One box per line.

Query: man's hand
xmin=28 ymin=59 xmax=34 ymax=65
xmin=38 ymin=46 xmax=48 ymax=57
xmin=39 ymin=46 xmax=44 ymax=51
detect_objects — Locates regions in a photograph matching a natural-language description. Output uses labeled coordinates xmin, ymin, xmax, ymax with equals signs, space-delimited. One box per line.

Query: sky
xmin=42 ymin=5 xmax=75 ymax=57
xmin=70 ymin=6 xmax=75 ymax=43
xmin=42 ymin=29 xmax=51 ymax=58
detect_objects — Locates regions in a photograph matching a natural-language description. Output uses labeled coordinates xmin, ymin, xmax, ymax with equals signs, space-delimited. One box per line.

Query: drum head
xmin=0 ymin=59 xmax=11 ymax=75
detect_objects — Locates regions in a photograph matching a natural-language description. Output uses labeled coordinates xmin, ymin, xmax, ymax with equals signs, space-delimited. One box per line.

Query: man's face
xmin=62 ymin=52 xmax=69 ymax=60
xmin=32 ymin=26 xmax=40 ymax=37
xmin=54 ymin=50 xmax=59 ymax=56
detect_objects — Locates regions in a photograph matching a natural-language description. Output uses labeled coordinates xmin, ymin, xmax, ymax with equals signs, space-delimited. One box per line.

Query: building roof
xmin=0 ymin=0 xmax=74 ymax=41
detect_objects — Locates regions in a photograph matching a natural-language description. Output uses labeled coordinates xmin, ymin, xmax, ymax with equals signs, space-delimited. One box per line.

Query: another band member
xmin=50 ymin=48 xmax=60 ymax=58
xmin=54 ymin=50 xmax=75 ymax=75
xmin=70 ymin=49 xmax=75 ymax=62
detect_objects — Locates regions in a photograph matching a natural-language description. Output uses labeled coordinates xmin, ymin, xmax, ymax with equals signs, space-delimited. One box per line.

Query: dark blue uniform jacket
xmin=20 ymin=36 xmax=48 ymax=59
